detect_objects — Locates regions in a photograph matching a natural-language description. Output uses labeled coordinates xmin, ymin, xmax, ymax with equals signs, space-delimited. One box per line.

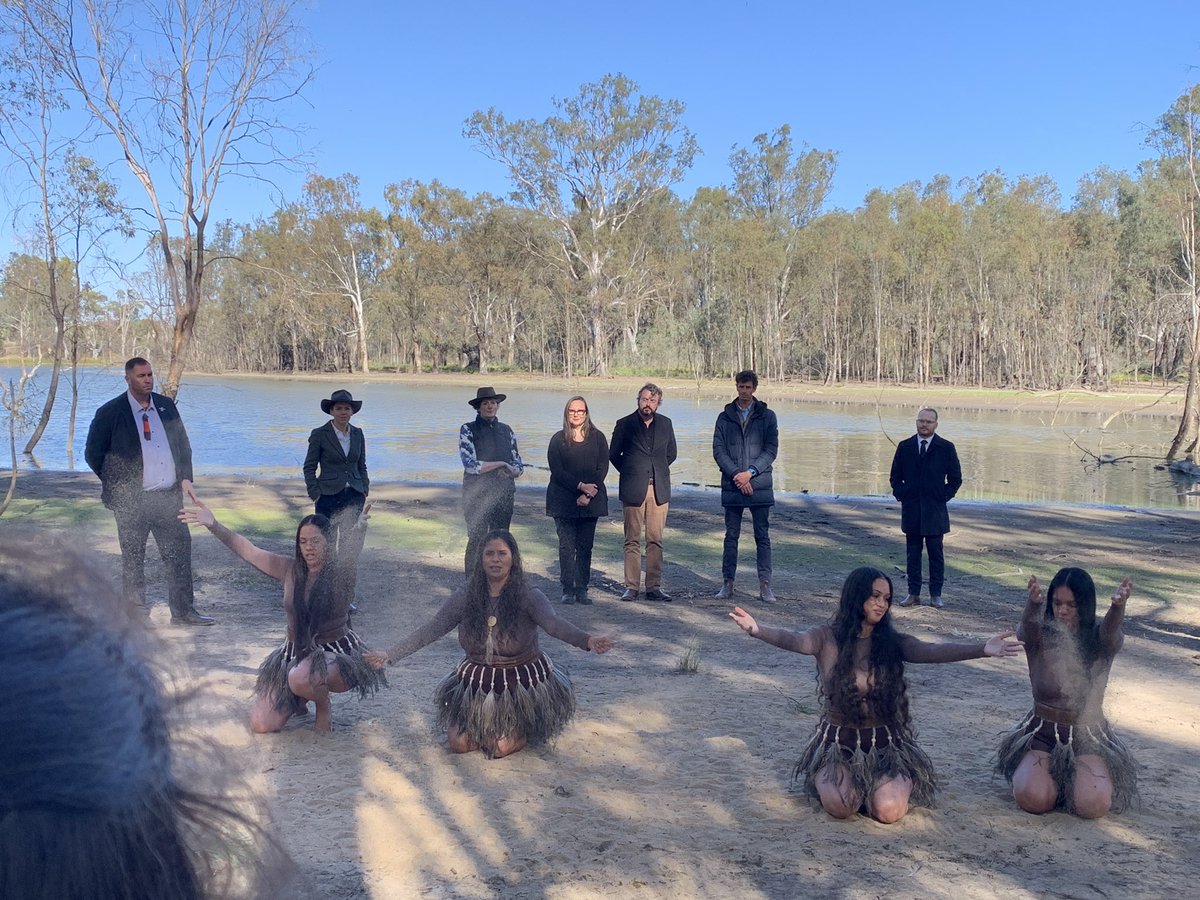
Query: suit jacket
xmin=85 ymin=391 xmax=193 ymax=509
xmin=712 ymin=399 xmax=778 ymax=508
xmin=303 ymin=421 xmax=369 ymax=501
xmin=889 ymin=433 xmax=962 ymax=535
xmin=609 ymin=411 xmax=677 ymax=506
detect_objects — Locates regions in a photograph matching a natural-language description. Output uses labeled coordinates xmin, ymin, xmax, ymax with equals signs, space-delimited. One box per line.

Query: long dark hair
xmin=825 ymin=566 xmax=912 ymax=730
xmin=1044 ymin=567 xmax=1101 ymax=665
xmin=462 ymin=530 xmax=527 ymax=645
xmin=291 ymin=514 xmax=338 ymax=651
xmin=0 ymin=540 xmax=290 ymax=898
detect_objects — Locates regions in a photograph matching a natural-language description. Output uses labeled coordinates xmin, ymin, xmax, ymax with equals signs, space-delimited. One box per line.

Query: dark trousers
xmin=463 ymin=482 xmax=515 ymax=575
xmin=905 ymin=533 xmax=945 ymax=597
xmin=722 ymin=505 xmax=772 ymax=581
xmin=316 ymin=487 xmax=366 ymax=548
xmin=316 ymin=487 xmax=366 ymax=594
xmin=113 ymin=486 xmax=195 ymax=616
xmin=554 ymin=517 xmax=599 ymax=593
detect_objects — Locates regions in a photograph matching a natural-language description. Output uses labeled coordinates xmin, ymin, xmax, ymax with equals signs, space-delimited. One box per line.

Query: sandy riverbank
xmin=3 ymin=472 xmax=1198 ymax=899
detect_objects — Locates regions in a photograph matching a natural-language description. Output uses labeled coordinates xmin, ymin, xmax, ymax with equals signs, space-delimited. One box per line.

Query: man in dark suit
xmin=85 ymin=357 xmax=213 ymax=624
xmin=303 ymin=389 xmax=369 ymax=546
xmin=610 ymin=383 xmax=677 ymax=602
xmin=889 ymin=407 xmax=962 ymax=609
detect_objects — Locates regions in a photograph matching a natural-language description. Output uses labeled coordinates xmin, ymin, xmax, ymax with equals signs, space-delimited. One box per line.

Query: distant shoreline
xmin=5 ymin=358 xmax=1184 ymax=418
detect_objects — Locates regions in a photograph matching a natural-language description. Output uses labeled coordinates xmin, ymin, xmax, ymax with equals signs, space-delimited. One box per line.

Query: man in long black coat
xmin=889 ymin=407 xmax=962 ymax=609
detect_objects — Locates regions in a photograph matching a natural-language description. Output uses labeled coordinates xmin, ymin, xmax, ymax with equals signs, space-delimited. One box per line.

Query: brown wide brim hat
xmin=468 ymin=386 xmax=507 ymax=408
xmin=321 ymin=389 xmax=363 ymax=414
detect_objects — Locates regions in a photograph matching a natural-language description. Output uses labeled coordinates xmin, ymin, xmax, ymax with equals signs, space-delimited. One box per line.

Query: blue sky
xmin=2 ymin=1 xmax=1198 ymax=267
xmin=274 ymin=0 xmax=1198 ymax=216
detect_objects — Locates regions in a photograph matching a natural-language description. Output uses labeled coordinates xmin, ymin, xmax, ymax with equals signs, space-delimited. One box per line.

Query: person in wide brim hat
xmin=320 ymin=389 xmax=363 ymax=414
xmin=468 ymin=386 xmax=507 ymax=409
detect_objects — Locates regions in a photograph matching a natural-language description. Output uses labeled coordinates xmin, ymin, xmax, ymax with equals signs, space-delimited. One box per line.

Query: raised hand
xmin=353 ymin=499 xmax=374 ymax=530
xmin=729 ymin=606 xmax=759 ymax=637
xmin=1111 ymin=576 xmax=1132 ymax=607
xmin=984 ymin=629 xmax=1024 ymax=658
xmin=587 ymin=635 xmax=615 ymax=654
xmin=1027 ymin=575 xmax=1043 ymax=607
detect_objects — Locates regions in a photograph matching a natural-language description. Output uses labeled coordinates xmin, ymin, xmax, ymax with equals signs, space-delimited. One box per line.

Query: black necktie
xmin=919 ymin=439 xmax=928 ymax=458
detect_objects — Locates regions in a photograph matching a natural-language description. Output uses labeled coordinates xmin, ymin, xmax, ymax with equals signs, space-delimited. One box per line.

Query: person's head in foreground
xmin=0 ymin=540 xmax=288 ymax=899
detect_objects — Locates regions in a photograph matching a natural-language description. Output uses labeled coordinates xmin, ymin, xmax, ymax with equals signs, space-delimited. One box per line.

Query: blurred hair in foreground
xmin=0 ymin=538 xmax=294 ymax=900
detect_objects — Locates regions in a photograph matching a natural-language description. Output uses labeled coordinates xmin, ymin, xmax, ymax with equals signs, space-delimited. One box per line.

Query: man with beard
xmin=609 ymin=384 xmax=677 ymax=602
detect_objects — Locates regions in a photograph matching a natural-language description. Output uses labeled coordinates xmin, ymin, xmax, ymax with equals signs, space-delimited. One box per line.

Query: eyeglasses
xmin=567 ymin=408 xmax=587 ymax=415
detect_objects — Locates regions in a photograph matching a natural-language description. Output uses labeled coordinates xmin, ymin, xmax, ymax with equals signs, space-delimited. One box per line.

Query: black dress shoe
xmin=619 ymin=588 xmax=638 ymax=602
xmin=576 ymin=590 xmax=593 ymax=605
xmin=646 ymin=588 xmax=672 ymax=602
xmin=170 ymin=611 xmax=216 ymax=626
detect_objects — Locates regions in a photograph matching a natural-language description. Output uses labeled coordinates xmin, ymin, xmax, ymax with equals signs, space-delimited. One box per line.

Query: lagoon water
xmin=3 ymin=367 xmax=1197 ymax=510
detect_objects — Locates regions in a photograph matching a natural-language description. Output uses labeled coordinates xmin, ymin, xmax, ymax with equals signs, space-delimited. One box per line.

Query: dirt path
xmin=4 ymin=472 xmax=1198 ymax=899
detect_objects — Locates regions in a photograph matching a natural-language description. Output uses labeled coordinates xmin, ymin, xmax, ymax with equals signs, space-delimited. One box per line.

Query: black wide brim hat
xmin=469 ymin=386 xmax=507 ymax=408
xmin=321 ymin=389 xmax=363 ymax=414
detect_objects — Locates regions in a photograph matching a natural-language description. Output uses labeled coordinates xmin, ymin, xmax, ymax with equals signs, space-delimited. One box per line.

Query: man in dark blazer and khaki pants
xmin=85 ymin=357 xmax=213 ymax=624
xmin=610 ymin=383 xmax=677 ymax=602
xmin=889 ymin=407 xmax=962 ymax=609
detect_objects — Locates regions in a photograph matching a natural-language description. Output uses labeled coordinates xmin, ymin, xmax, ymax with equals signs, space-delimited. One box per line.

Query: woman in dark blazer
xmin=546 ymin=396 xmax=609 ymax=605
xmin=303 ymin=390 xmax=369 ymax=540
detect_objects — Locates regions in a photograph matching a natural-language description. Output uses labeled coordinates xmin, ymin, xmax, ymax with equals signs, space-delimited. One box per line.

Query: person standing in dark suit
xmin=713 ymin=370 xmax=779 ymax=604
xmin=546 ymin=396 xmax=609 ymax=605
xmin=84 ymin=357 xmax=213 ymax=625
xmin=303 ymin=389 xmax=369 ymax=549
xmin=609 ymin=383 xmax=677 ymax=602
xmin=889 ymin=407 xmax=963 ymax=609
xmin=459 ymin=386 xmax=524 ymax=575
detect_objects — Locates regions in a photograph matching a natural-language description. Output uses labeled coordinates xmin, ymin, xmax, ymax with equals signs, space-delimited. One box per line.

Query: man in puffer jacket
xmin=712 ymin=370 xmax=779 ymax=603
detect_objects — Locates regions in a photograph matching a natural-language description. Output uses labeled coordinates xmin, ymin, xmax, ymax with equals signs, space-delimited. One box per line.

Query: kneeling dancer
xmin=181 ymin=493 xmax=385 ymax=733
xmin=367 ymin=530 xmax=613 ymax=758
xmin=997 ymin=568 xmax=1137 ymax=818
xmin=730 ymin=566 xmax=1021 ymax=823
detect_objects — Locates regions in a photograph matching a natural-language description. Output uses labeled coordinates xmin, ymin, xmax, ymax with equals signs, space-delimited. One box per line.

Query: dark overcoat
xmin=889 ymin=433 xmax=962 ymax=535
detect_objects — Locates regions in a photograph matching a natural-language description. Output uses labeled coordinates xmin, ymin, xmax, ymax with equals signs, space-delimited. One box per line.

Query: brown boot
xmin=759 ymin=581 xmax=777 ymax=603
xmin=714 ymin=579 xmax=735 ymax=599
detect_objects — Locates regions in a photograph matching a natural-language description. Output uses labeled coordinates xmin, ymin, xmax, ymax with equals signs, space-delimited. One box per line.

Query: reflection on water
xmin=3 ymin=367 xmax=1196 ymax=510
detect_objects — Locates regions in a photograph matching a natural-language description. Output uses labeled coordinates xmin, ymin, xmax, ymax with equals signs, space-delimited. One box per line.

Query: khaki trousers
xmin=623 ymin=494 xmax=669 ymax=590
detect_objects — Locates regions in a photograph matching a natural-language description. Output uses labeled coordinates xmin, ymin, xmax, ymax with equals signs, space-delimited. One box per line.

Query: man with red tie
xmin=889 ymin=407 xmax=962 ymax=610
xmin=85 ymin=357 xmax=213 ymax=625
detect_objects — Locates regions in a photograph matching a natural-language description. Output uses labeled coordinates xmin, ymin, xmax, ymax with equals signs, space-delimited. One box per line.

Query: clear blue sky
xmin=261 ymin=0 xmax=1199 ymax=217
xmin=2 ymin=1 xmax=1198 ymax=265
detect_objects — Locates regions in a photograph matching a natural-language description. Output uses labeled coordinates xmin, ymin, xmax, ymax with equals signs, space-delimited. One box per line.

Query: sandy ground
xmin=4 ymin=472 xmax=1199 ymax=899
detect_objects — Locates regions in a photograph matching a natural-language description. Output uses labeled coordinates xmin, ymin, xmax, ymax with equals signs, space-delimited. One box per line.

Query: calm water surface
xmin=5 ymin=368 xmax=1197 ymax=510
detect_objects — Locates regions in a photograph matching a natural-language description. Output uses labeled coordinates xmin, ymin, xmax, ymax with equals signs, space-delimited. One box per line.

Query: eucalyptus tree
xmin=1149 ymin=84 xmax=1200 ymax=463
xmin=13 ymin=0 xmax=310 ymax=397
xmin=0 ymin=15 xmax=74 ymax=455
xmin=727 ymin=125 xmax=836 ymax=381
xmin=292 ymin=174 xmax=382 ymax=373
xmin=465 ymin=73 xmax=698 ymax=375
